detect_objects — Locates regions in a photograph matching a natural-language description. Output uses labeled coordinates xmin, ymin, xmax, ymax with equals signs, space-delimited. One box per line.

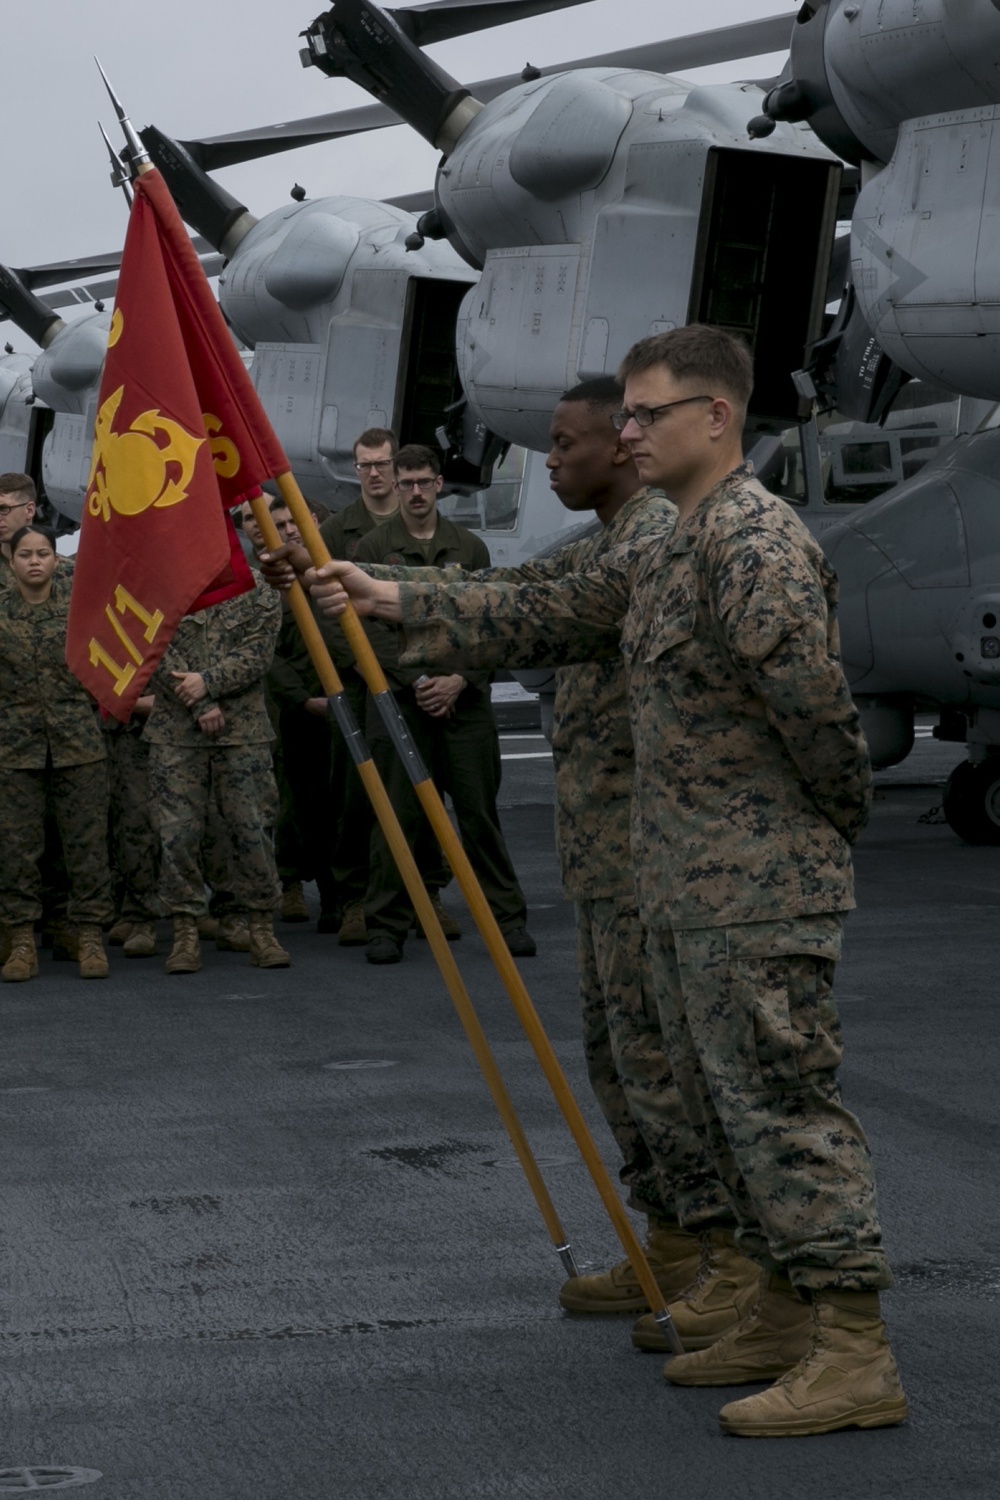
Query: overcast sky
xmin=3 ymin=0 xmax=795 ymax=335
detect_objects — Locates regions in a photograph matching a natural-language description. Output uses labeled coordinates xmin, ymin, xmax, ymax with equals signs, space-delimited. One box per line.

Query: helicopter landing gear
xmin=942 ymin=758 xmax=1000 ymax=845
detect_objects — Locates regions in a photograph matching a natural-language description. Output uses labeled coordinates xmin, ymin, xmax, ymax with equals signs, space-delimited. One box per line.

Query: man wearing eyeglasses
xmin=353 ymin=442 xmax=534 ymax=965
xmin=317 ymin=428 xmax=400 ymax=564
xmin=306 ymin=326 xmax=905 ymax=1438
xmin=0 ymin=472 xmax=38 ymax=588
xmin=307 ymin=429 xmax=401 ymax=942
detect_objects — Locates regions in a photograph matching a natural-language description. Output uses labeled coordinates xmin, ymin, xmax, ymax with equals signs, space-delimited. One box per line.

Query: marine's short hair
xmin=0 ymin=471 xmax=36 ymax=504
xmin=353 ymin=427 xmax=399 ymax=458
xmin=617 ymin=324 xmax=754 ymax=411
xmin=393 ymin=443 xmax=441 ymax=477
xmin=560 ymin=376 xmax=624 ymax=415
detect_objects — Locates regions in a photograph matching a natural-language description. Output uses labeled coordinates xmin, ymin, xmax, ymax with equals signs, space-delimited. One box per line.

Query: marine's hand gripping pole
xmin=249 ymin=495 xmax=580 ymax=1281
xmin=269 ymin=475 xmax=685 ymax=1356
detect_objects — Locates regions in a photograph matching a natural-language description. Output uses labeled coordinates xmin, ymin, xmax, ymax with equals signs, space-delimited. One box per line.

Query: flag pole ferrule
xmin=555 ymin=1243 xmax=580 ymax=1279
xmin=653 ymin=1308 xmax=685 ymax=1357
xmin=327 ymin=693 xmax=367 ymax=767
xmin=373 ymin=689 xmax=431 ymax=786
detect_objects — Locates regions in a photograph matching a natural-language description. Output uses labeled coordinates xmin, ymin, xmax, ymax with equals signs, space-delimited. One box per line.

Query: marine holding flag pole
xmin=90 ymin=67 xmax=680 ymax=1353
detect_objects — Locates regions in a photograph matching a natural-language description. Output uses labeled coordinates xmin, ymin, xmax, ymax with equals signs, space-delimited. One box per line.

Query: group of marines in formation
xmin=0 ymin=322 xmax=908 ymax=1438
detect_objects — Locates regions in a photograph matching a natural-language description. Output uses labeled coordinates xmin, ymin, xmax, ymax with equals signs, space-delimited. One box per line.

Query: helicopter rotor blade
xmin=390 ymin=0 xmax=597 ymax=48
xmin=184 ymin=13 xmax=795 ymax=171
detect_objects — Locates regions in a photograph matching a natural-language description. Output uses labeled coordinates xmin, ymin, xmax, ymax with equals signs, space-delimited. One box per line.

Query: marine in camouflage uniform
xmin=1 ymin=539 xmax=74 ymax=942
xmin=392 ymin=463 xmax=889 ymax=1297
xmin=483 ymin=492 xmax=731 ymax=1234
xmin=0 ymin=569 xmax=113 ymax=933
xmin=145 ymin=575 xmax=282 ymax=921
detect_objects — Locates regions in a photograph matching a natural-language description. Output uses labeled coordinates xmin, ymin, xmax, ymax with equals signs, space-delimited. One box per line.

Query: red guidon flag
xmin=66 ymin=167 xmax=290 ymax=720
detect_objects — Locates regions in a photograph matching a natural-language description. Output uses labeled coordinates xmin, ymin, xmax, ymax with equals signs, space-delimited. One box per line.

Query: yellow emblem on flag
xmin=86 ymin=384 xmax=205 ymax=522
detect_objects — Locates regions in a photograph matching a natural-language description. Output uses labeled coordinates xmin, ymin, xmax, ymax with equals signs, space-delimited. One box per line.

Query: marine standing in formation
xmin=458 ymin=378 xmax=757 ymax=1338
xmin=307 ymin=324 xmax=908 ymax=1439
xmin=0 ymin=524 xmax=112 ymax=982
xmin=145 ymin=572 xmax=288 ymax=974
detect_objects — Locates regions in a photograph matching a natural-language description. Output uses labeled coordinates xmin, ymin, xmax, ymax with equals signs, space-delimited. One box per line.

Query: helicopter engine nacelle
xmin=437 ymin=70 xmax=841 ymax=452
xmin=851 ymin=110 xmax=1000 ymax=401
xmin=764 ymin=0 xmax=1000 ymax=166
xmin=217 ymin=196 xmax=492 ymax=503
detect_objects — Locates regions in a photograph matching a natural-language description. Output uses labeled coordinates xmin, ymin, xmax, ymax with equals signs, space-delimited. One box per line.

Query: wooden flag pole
xmin=271 ymin=476 xmax=684 ymax=1354
xmin=249 ymin=496 xmax=581 ymax=1279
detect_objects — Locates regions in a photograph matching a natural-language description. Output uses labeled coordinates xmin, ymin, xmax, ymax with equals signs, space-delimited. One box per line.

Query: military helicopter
xmin=254 ymin=0 xmax=1000 ymax=842
xmin=1 ymin=0 xmax=803 ymax=558
xmin=7 ymin=1 xmax=1000 ymax=839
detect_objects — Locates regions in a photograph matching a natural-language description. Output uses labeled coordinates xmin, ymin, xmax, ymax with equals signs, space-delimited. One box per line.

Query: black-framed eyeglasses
xmin=610 ymin=395 xmax=713 ymax=431
xmin=0 ymin=500 xmax=30 ymax=518
xmin=398 ymin=477 xmax=438 ymax=493
xmin=354 ymin=460 xmax=393 ymax=472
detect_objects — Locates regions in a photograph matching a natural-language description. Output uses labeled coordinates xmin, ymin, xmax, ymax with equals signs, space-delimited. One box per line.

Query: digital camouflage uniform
xmin=355 ymin=511 xmax=527 ymax=944
xmin=145 ymin=575 xmax=282 ymax=919
xmin=394 ymin=464 xmax=889 ymax=1295
xmin=472 ymin=491 xmax=729 ymax=1228
xmin=0 ymin=570 xmax=113 ymax=928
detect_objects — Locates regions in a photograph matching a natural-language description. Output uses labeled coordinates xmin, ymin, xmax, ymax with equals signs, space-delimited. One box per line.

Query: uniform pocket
xmin=747 ymin=953 xmax=843 ymax=1090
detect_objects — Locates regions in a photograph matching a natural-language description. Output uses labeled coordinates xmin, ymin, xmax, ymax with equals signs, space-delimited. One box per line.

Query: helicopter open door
xmin=688 ymin=147 xmax=841 ymax=428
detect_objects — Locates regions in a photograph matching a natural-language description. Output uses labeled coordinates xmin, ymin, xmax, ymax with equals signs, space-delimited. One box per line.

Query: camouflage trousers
xmin=148 ymin=743 xmax=280 ymax=917
xmin=577 ymin=897 xmax=731 ymax=1228
xmin=1 ymin=761 xmax=113 ymax=927
xmin=106 ymin=725 xmax=162 ymax=921
xmin=646 ymin=916 xmax=892 ymax=1293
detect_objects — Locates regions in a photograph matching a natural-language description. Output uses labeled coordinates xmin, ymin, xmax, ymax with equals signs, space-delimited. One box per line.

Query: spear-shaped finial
xmin=98 ymin=120 xmax=134 ymax=206
xmin=94 ymin=57 xmax=150 ymax=175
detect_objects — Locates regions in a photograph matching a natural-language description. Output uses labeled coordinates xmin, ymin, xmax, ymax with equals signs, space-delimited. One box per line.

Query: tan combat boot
xmin=196 ymin=914 xmax=219 ymax=940
xmin=415 ymin=894 xmax=462 ymax=941
xmin=632 ymin=1229 xmax=760 ymax=1351
xmin=165 ymin=916 xmax=202 ymax=975
xmin=248 ymin=911 xmax=291 ymax=968
xmin=718 ymin=1289 xmax=908 ymax=1437
xmin=123 ymin=921 xmax=157 ymax=958
xmin=663 ymin=1270 xmax=812 ymax=1385
xmin=77 ymin=925 xmax=109 ymax=980
xmin=2 ymin=924 xmax=38 ymax=982
xmin=216 ymin=915 xmax=251 ymax=952
xmin=107 ymin=917 xmax=134 ymax=946
xmin=337 ymin=902 xmax=367 ymax=946
xmin=559 ymin=1221 xmax=703 ymax=1314
xmin=280 ymin=882 xmax=310 ymax=922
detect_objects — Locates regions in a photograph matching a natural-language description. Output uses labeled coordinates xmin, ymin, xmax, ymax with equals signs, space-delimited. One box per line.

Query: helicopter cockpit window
xmin=755 ymin=383 xmax=962 ymax=509
xmin=438 ymin=445 xmax=526 ymax=533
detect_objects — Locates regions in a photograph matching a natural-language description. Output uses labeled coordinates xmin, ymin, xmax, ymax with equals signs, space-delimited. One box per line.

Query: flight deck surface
xmin=1 ymin=731 xmax=996 ymax=1498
